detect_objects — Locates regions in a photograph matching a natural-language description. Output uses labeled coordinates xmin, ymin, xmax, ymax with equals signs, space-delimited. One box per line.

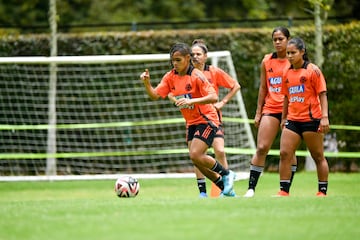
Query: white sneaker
xmin=243 ymin=189 xmax=255 ymax=198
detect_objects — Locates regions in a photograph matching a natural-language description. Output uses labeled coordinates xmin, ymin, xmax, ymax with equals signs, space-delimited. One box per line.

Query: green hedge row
xmin=1 ymin=21 xmax=359 ymax=159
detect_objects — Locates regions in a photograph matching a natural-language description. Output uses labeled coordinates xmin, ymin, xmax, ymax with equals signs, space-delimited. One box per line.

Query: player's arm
xmin=192 ymin=70 xmax=218 ymax=104
xmin=140 ymin=69 xmax=160 ymax=100
xmin=280 ymin=94 xmax=289 ymax=129
xmin=167 ymin=93 xmax=177 ymax=104
xmin=174 ymin=91 xmax=217 ymax=108
xmin=254 ymin=60 xmax=268 ymax=127
xmin=180 ymin=69 xmax=218 ymax=105
xmin=214 ymin=76 xmax=241 ymax=110
xmin=318 ymin=91 xmax=330 ymax=133
xmin=192 ymin=92 xmax=218 ymax=104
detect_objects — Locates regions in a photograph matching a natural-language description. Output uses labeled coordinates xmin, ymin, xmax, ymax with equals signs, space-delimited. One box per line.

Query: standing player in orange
xmin=244 ymin=27 xmax=297 ymax=198
xmin=276 ymin=37 xmax=329 ymax=197
xmin=189 ymin=39 xmax=240 ymax=197
xmin=140 ymin=42 xmax=236 ymax=197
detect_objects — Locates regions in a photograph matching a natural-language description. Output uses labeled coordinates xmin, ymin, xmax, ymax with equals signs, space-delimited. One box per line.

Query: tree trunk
xmin=314 ymin=2 xmax=324 ymax=68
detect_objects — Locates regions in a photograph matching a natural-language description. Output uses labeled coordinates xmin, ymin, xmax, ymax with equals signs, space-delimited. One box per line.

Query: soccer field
xmin=0 ymin=172 xmax=359 ymax=240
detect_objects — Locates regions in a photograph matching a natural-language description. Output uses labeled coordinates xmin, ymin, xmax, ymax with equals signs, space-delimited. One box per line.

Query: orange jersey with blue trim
xmin=281 ymin=62 xmax=327 ymax=122
xmin=155 ymin=66 xmax=220 ymax=127
xmin=262 ymin=52 xmax=290 ymax=114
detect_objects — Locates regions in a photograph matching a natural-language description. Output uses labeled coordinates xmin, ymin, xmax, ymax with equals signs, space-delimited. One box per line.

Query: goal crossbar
xmin=0 ymin=51 xmax=231 ymax=64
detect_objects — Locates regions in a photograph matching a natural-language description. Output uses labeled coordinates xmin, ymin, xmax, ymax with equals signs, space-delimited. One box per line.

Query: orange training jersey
xmin=202 ymin=64 xmax=237 ymax=95
xmin=202 ymin=64 xmax=237 ymax=121
xmin=155 ymin=65 xmax=220 ymax=127
xmin=262 ymin=52 xmax=290 ymax=114
xmin=281 ymin=62 xmax=327 ymax=122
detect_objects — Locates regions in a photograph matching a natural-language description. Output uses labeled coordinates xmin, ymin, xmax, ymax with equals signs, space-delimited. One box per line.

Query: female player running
xmin=140 ymin=42 xmax=236 ymax=197
xmin=244 ymin=27 xmax=297 ymax=198
xmin=189 ymin=39 xmax=240 ymax=197
xmin=276 ymin=37 xmax=329 ymax=197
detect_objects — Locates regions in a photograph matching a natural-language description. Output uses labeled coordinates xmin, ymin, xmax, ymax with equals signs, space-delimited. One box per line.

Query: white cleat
xmin=243 ymin=189 xmax=255 ymax=198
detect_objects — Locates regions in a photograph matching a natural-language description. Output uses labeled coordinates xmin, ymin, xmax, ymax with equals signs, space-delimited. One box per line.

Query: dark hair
xmin=170 ymin=42 xmax=192 ymax=58
xmin=169 ymin=43 xmax=192 ymax=67
xmin=287 ymin=37 xmax=310 ymax=61
xmin=191 ymin=39 xmax=208 ymax=53
xmin=272 ymin=26 xmax=291 ymax=39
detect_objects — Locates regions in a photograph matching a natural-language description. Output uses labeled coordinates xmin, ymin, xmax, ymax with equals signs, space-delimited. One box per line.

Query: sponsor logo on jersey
xmin=289 ymin=84 xmax=305 ymax=94
xmin=289 ymin=96 xmax=305 ymax=103
xmin=269 ymin=86 xmax=281 ymax=93
xmin=269 ymin=77 xmax=282 ymax=85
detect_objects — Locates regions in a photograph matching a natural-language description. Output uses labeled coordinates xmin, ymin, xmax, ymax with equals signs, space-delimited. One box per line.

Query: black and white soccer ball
xmin=114 ymin=176 xmax=140 ymax=198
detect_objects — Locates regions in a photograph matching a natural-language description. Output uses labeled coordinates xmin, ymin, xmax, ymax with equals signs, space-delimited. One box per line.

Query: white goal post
xmin=0 ymin=51 xmax=255 ymax=181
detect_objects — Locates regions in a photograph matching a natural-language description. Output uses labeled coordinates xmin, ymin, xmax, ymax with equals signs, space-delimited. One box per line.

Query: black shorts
xmin=214 ymin=124 xmax=224 ymax=138
xmin=186 ymin=123 xmax=218 ymax=147
xmin=263 ymin=113 xmax=282 ymax=122
xmin=285 ymin=119 xmax=321 ymax=137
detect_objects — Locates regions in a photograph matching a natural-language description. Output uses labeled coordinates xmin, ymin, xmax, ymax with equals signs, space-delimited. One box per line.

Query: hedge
xmin=0 ymin=21 xmax=359 ymax=169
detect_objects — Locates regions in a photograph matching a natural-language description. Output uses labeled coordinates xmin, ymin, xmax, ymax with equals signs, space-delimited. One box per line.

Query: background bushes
xmin=0 ymin=21 xmax=359 ymax=170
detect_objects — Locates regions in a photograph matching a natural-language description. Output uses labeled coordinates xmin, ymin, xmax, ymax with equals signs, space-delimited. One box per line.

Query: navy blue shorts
xmin=186 ymin=123 xmax=218 ymax=147
xmin=285 ymin=120 xmax=321 ymax=137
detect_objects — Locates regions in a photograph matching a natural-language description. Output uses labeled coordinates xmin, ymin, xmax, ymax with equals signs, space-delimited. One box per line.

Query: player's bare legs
xmin=189 ymin=138 xmax=234 ymax=196
xmin=194 ymin=137 xmax=228 ymax=197
xmin=303 ymin=131 xmax=329 ymax=195
xmin=244 ymin=116 xmax=279 ymax=197
xmin=245 ymin=115 xmax=297 ymax=197
xmin=279 ymin=128 xmax=301 ymax=194
xmin=213 ymin=137 xmax=228 ymax=168
xmin=253 ymin=116 xmax=280 ymax=166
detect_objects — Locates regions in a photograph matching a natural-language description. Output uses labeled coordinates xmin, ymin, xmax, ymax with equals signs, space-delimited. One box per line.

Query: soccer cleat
xmin=219 ymin=189 xmax=236 ymax=197
xmin=222 ymin=170 xmax=236 ymax=195
xmin=227 ymin=189 xmax=237 ymax=197
xmin=199 ymin=192 xmax=208 ymax=198
xmin=243 ymin=189 xmax=255 ymax=198
xmin=273 ymin=190 xmax=289 ymax=197
xmin=316 ymin=192 xmax=326 ymax=197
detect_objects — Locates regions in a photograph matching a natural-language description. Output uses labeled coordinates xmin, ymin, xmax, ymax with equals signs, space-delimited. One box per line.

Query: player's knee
xmin=310 ymin=152 xmax=325 ymax=164
xmin=256 ymin=144 xmax=270 ymax=156
xmin=214 ymin=148 xmax=225 ymax=159
xmin=189 ymin=149 xmax=202 ymax=162
xmin=280 ymin=149 xmax=293 ymax=162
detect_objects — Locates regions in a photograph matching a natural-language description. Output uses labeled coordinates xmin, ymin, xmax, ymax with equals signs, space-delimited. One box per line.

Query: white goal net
xmin=0 ymin=51 xmax=255 ymax=181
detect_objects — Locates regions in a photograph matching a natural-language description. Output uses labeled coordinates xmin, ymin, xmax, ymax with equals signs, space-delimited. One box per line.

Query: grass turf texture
xmin=0 ymin=172 xmax=359 ymax=240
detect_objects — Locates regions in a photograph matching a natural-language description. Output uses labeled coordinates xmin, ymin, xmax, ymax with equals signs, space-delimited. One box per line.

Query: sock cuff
xmin=280 ymin=180 xmax=291 ymax=183
xmin=197 ymin=178 xmax=206 ymax=183
xmin=250 ymin=164 xmax=264 ymax=172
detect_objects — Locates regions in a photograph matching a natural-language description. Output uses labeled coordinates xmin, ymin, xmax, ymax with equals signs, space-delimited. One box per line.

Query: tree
xmin=0 ymin=0 xmax=356 ymax=33
xmin=306 ymin=0 xmax=334 ymax=68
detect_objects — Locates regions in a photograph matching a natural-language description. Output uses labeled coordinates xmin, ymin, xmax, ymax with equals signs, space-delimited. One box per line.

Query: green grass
xmin=0 ymin=172 xmax=359 ymax=240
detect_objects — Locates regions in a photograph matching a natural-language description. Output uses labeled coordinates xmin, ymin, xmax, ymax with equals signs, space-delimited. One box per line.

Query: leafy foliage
xmin=0 ymin=22 xmax=359 ymax=161
xmin=0 ymin=0 xmax=359 ymax=31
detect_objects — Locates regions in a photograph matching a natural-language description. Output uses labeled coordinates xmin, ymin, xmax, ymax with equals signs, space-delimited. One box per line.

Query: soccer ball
xmin=114 ymin=176 xmax=140 ymax=198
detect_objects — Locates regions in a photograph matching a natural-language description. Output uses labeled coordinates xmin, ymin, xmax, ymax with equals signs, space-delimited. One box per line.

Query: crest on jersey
xmin=185 ymin=83 xmax=192 ymax=91
xmin=300 ymin=76 xmax=306 ymax=84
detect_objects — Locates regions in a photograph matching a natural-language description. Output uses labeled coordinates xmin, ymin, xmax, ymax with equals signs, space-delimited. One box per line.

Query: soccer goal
xmin=0 ymin=51 xmax=255 ymax=181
